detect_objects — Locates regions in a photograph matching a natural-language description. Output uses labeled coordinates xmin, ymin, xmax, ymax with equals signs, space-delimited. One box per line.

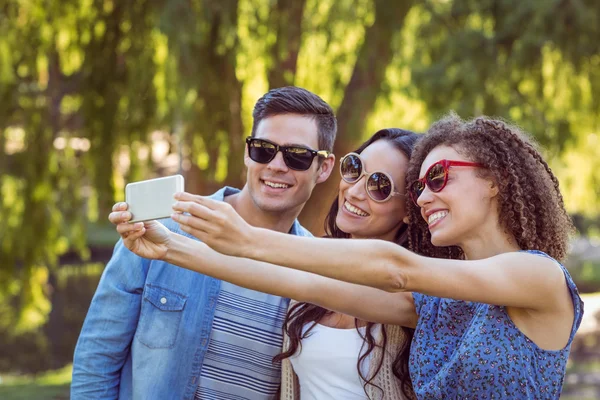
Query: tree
xmin=0 ymin=0 xmax=160 ymax=333
xmin=299 ymin=0 xmax=415 ymax=232
xmin=408 ymin=0 xmax=600 ymax=216
xmin=1 ymin=0 xmax=599 ymax=344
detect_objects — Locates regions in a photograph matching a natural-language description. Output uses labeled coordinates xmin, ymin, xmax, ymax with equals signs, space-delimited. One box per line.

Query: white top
xmin=289 ymin=323 xmax=373 ymax=400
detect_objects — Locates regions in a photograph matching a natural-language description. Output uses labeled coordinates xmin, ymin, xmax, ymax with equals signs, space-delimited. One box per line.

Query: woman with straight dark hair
xmin=278 ymin=128 xmax=417 ymax=400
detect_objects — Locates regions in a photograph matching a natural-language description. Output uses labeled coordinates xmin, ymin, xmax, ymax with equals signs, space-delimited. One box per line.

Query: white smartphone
xmin=125 ymin=174 xmax=185 ymax=223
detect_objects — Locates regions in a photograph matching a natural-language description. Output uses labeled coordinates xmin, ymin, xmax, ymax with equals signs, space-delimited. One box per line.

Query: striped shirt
xmin=195 ymin=281 xmax=289 ymax=399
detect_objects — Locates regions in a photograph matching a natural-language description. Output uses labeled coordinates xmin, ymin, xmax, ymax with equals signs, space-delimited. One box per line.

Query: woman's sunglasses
xmin=340 ymin=153 xmax=403 ymax=202
xmin=246 ymin=137 xmax=330 ymax=171
xmin=409 ymin=159 xmax=484 ymax=206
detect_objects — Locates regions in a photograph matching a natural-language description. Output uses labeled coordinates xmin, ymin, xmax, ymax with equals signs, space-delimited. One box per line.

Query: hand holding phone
xmin=125 ymin=174 xmax=185 ymax=223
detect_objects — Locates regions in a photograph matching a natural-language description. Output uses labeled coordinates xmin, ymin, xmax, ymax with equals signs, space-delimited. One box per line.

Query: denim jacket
xmin=71 ymin=187 xmax=312 ymax=400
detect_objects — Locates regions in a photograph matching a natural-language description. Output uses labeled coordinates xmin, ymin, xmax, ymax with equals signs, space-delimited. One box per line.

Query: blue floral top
xmin=409 ymin=250 xmax=584 ymax=399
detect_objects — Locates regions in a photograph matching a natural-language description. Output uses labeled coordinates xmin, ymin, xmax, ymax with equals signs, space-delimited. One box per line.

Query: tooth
xmin=345 ymin=201 xmax=368 ymax=216
xmin=265 ymin=181 xmax=289 ymax=188
xmin=429 ymin=211 xmax=447 ymax=224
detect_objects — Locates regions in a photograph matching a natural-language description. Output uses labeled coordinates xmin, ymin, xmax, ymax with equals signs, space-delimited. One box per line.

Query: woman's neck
xmin=459 ymin=227 xmax=521 ymax=260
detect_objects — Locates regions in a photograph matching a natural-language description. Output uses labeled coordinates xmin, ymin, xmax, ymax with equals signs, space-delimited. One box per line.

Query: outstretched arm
xmin=172 ymin=193 xmax=571 ymax=313
xmin=166 ymin=233 xmax=419 ymax=328
xmin=110 ymin=202 xmax=418 ymax=328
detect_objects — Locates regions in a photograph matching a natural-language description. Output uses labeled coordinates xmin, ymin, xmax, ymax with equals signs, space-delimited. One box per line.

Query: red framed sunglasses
xmin=409 ymin=159 xmax=484 ymax=206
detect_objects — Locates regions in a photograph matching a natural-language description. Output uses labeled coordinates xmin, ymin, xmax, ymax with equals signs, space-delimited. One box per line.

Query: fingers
xmin=170 ymin=212 xmax=210 ymax=235
xmin=112 ymin=202 xmax=128 ymax=212
xmin=109 ymin=210 xmax=133 ymax=225
xmin=173 ymin=191 xmax=197 ymax=201
xmin=121 ymin=221 xmax=158 ymax=243
xmin=177 ymin=221 xmax=206 ymax=241
xmin=172 ymin=200 xmax=214 ymax=221
xmin=123 ymin=226 xmax=146 ymax=247
xmin=117 ymin=221 xmax=144 ymax=237
xmin=109 ymin=202 xmax=131 ymax=225
xmin=174 ymin=192 xmax=223 ymax=211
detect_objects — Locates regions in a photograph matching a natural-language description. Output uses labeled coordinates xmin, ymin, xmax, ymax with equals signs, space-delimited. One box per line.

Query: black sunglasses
xmin=246 ymin=137 xmax=331 ymax=171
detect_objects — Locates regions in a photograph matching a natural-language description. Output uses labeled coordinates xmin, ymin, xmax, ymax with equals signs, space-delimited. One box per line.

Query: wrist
xmin=240 ymin=226 xmax=262 ymax=259
xmin=163 ymin=231 xmax=182 ymax=264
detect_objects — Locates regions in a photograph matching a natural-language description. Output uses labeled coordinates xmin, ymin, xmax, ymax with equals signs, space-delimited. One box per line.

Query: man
xmin=71 ymin=86 xmax=337 ymax=399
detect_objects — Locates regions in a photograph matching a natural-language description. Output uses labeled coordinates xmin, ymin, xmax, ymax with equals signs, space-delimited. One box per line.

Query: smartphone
xmin=125 ymin=174 xmax=185 ymax=223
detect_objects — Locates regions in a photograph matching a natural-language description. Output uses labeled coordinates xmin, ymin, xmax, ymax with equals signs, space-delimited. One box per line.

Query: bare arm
xmin=172 ymin=194 xmax=571 ymax=313
xmin=107 ymin=203 xmax=417 ymax=327
xmin=164 ymin=233 xmax=418 ymax=328
xmin=406 ymin=251 xmax=569 ymax=310
xmin=235 ymin=229 xmax=567 ymax=311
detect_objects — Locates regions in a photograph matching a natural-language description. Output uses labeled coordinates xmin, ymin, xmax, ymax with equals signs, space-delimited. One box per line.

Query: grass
xmin=0 ymin=364 xmax=71 ymax=400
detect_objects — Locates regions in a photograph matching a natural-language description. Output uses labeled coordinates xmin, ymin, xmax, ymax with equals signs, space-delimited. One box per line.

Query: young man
xmin=71 ymin=86 xmax=337 ymax=399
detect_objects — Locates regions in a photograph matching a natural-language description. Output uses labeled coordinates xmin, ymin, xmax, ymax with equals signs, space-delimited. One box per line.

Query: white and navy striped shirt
xmin=195 ymin=281 xmax=288 ymax=399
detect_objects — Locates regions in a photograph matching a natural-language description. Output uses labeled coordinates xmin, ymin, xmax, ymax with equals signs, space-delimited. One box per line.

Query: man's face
xmin=245 ymin=114 xmax=334 ymax=215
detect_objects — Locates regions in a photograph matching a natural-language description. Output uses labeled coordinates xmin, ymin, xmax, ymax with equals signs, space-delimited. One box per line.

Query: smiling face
xmin=245 ymin=113 xmax=333 ymax=215
xmin=416 ymin=145 xmax=498 ymax=247
xmin=335 ymin=140 xmax=409 ymax=241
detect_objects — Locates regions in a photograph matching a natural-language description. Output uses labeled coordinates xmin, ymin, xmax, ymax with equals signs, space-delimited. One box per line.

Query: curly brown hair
xmin=406 ymin=113 xmax=574 ymax=261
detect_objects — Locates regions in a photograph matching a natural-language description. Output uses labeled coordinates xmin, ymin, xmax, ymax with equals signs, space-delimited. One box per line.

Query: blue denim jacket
xmin=71 ymin=187 xmax=312 ymax=400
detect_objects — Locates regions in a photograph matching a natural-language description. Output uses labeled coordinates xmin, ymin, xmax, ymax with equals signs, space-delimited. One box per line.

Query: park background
xmin=1 ymin=0 xmax=599 ymax=398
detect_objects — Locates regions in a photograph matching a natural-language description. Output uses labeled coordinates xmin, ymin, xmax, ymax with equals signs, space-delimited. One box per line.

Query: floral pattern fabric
xmin=409 ymin=250 xmax=584 ymax=399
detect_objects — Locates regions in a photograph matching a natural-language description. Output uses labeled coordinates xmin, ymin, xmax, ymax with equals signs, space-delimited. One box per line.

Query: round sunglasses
xmin=340 ymin=153 xmax=403 ymax=202
xmin=409 ymin=159 xmax=484 ymax=206
xmin=246 ymin=137 xmax=330 ymax=171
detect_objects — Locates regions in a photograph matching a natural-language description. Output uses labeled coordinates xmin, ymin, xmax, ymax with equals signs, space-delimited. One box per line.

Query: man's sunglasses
xmin=409 ymin=159 xmax=484 ymax=206
xmin=340 ymin=153 xmax=403 ymax=202
xmin=246 ymin=137 xmax=331 ymax=171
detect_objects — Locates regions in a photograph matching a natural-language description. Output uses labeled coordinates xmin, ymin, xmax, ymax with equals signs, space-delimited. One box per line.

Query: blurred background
xmin=1 ymin=0 xmax=599 ymax=398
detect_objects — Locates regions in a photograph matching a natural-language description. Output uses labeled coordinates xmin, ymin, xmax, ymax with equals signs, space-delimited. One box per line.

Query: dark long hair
xmin=274 ymin=128 xmax=419 ymax=399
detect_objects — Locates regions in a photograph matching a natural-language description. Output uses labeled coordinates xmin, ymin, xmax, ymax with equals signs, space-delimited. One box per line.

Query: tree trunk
xmin=83 ymin=1 xmax=126 ymax=218
xmin=180 ymin=0 xmax=246 ymax=193
xmin=223 ymin=52 xmax=245 ymax=188
xmin=44 ymin=269 xmax=63 ymax=369
xmin=267 ymin=0 xmax=307 ymax=89
xmin=299 ymin=0 xmax=414 ymax=234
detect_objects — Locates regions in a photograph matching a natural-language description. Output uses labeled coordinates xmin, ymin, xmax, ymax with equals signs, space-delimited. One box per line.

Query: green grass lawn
xmin=0 ymin=364 xmax=71 ymax=400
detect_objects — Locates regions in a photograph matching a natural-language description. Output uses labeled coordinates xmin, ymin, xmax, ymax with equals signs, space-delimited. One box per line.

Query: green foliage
xmin=0 ymin=364 xmax=71 ymax=400
xmin=407 ymin=0 xmax=600 ymax=216
xmin=1 ymin=0 xmax=599 ymax=341
xmin=0 ymin=264 xmax=103 ymax=374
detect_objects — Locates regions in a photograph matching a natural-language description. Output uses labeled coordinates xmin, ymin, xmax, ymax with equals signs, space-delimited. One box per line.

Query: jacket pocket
xmin=136 ymin=284 xmax=187 ymax=349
